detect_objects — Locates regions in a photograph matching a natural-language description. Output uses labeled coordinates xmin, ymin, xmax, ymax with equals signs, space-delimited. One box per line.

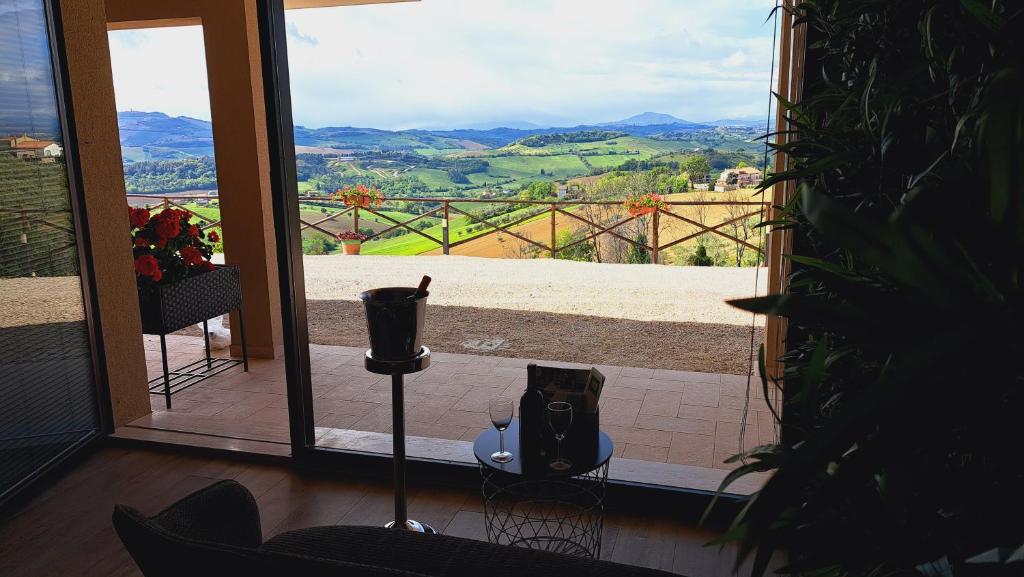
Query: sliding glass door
xmin=0 ymin=0 xmax=105 ymax=503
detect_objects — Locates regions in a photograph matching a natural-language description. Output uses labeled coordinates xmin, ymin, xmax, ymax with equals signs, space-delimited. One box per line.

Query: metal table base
xmin=365 ymin=347 xmax=436 ymax=534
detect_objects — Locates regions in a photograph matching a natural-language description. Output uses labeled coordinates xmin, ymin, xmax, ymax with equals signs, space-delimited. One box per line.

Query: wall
xmin=60 ymin=0 xmax=151 ymax=426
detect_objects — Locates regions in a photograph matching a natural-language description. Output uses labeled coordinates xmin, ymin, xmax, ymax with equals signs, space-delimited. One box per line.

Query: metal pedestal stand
xmin=364 ymin=346 xmax=436 ymax=534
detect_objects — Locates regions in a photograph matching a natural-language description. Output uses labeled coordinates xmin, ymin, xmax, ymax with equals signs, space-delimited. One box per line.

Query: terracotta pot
xmin=342 ymin=241 xmax=362 ymax=255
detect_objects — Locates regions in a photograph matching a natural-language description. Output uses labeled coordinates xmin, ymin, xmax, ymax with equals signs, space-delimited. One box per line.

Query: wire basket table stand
xmin=474 ymin=421 xmax=612 ymax=559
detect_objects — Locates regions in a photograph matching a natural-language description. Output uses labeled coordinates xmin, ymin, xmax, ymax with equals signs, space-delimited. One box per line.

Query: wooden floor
xmin=0 ymin=445 xmax=756 ymax=577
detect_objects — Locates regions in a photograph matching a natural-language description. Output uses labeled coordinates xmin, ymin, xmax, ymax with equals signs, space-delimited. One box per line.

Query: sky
xmin=107 ymin=0 xmax=779 ymax=131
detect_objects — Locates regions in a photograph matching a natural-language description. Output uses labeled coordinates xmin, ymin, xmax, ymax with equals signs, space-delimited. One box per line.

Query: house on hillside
xmin=6 ymin=135 xmax=63 ymax=162
xmin=715 ymin=166 xmax=763 ymax=191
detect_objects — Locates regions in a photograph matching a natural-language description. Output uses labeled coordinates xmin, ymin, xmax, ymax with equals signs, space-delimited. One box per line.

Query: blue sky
xmin=108 ymin=0 xmax=779 ymax=131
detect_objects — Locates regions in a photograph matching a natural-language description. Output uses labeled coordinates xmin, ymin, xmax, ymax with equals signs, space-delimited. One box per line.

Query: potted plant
xmin=128 ymin=206 xmax=241 ymax=335
xmin=337 ymin=231 xmax=369 ymax=255
xmin=333 ymin=184 xmax=384 ymax=208
xmin=623 ymin=193 xmax=665 ymax=216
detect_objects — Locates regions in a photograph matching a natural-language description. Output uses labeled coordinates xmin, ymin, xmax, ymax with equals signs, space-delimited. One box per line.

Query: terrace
xmin=121 ymin=239 xmax=775 ymax=494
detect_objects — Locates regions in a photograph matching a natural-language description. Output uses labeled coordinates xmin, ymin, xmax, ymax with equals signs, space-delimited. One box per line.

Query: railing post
xmin=550 ymin=204 xmax=557 ymax=258
xmin=442 ymin=201 xmax=450 ymax=255
xmin=353 ymin=205 xmax=359 ymax=233
xmin=651 ymin=209 xmax=660 ymax=264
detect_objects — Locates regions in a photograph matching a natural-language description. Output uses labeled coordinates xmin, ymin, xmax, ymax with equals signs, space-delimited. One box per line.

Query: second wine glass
xmin=488 ymin=397 xmax=514 ymax=463
xmin=546 ymin=401 xmax=573 ymax=471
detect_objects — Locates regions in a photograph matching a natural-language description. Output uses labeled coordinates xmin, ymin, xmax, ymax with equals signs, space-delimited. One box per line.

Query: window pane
xmin=0 ymin=0 xmax=100 ymax=499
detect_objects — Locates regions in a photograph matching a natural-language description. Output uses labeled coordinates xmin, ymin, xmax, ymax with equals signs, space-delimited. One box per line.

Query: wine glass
xmin=489 ymin=398 xmax=514 ymax=463
xmin=546 ymin=401 xmax=573 ymax=471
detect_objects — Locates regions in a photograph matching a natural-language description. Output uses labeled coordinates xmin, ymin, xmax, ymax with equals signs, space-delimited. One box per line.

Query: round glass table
xmin=473 ymin=420 xmax=613 ymax=559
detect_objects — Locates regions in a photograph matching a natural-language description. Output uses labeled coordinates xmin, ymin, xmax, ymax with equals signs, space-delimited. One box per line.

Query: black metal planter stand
xmin=364 ymin=346 xmax=435 ymax=534
xmin=140 ymin=265 xmax=249 ymax=409
xmin=148 ymin=312 xmax=249 ymax=409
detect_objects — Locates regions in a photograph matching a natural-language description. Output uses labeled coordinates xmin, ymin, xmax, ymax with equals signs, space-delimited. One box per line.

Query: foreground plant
xmin=713 ymin=2 xmax=1024 ymax=576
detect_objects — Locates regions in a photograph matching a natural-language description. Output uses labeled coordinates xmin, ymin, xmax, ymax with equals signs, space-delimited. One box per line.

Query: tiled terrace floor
xmin=133 ymin=335 xmax=777 ymax=492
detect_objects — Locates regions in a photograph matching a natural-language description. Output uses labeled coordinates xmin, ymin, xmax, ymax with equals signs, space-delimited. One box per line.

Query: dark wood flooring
xmin=0 ymin=444 xmax=756 ymax=577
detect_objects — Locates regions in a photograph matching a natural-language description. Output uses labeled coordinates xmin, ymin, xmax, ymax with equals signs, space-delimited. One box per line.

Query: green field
xmin=360 ymin=204 xmax=548 ymax=256
xmin=175 ymin=202 xmax=439 ymax=253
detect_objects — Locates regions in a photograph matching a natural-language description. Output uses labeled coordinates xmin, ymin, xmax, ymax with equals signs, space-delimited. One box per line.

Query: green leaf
xmin=959 ymin=0 xmax=1006 ymax=31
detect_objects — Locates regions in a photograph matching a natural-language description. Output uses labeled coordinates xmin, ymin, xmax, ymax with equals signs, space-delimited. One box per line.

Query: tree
xmin=626 ymin=233 xmax=651 ymax=264
xmin=517 ymin=181 xmax=556 ymax=200
xmin=680 ymin=155 xmax=711 ymax=185
xmin=555 ymin=228 xmax=594 ymax=262
xmin=686 ymin=243 xmax=713 ymax=266
xmin=723 ymin=191 xmax=759 ymax=266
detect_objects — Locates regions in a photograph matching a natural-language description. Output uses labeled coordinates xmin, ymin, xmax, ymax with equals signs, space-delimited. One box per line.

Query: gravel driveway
xmin=301 ymin=255 xmax=766 ymax=326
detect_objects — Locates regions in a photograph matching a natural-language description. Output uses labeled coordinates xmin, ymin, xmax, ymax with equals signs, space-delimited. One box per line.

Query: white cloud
xmin=108 ymin=0 xmax=779 ymax=129
xmin=108 ymin=26 xmax=213 ymax=121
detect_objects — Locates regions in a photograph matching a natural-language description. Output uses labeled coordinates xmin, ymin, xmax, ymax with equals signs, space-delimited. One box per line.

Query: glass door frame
xmin=255 ymin=0 xmax=789 ymax=513
xmin=0 ymin=0 xmax=114 ymax=508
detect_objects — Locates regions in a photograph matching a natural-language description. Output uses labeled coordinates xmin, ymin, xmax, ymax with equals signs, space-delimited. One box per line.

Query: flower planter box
xmin=627 ymin=206 xmax=658 ymax=216
xmin=138 ymin=265 xmax=243 ymax=336
xmin=344 ymin=196 xmax=372 ymax=209
xmin=342 ymin=241 xmax=362 ymax=255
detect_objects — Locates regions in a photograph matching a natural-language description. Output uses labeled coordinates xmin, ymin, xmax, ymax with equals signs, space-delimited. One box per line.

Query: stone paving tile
xmin=639 ymin=390 xmax=682 ymax=418
xmin=599 ymin=398 xmax=643 ymax=427
xmin=666 ymin=432 xmax=715 ymax=468
xmin=677 ymin=404 xmax=757 ymax=425
xmin=634 ymin=414 xmax=716 ymax=436
xmin=619 ymin=366 xmax=655 ymax=379
xmin=600 ymin=385 xmax=647 ymax=401
xmin=714 ymin=421 xmax=761 ymax=453
xmin=652 ymin=368 xmax=722 ymax=384
xmin=437 ymin=409 xmax=492 ymax=429
xmin=681 ymin=381 xmax=721 ymax=408
xmin=600 ymin=424 xmax=673 ymax=448
xmin=623 ymin=444 xmax=669 ymax=462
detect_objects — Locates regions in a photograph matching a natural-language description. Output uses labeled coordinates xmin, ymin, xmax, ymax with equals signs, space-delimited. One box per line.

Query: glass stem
xmin=556 ymin=436 xmax=562 ymax=463
xmin=499 ymin=429 xmax=505 ymax=454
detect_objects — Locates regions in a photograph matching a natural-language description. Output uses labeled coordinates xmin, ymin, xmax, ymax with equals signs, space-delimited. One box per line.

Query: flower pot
xmin=342 ymin=241 xmax=362 ymax=255
xmin=137 ymin=265 xmax=242 ymax=335
xmin=628 ymin=206 xmax=658 ymax=216
xmin=359 ymin=287 xmax=428 ymax=361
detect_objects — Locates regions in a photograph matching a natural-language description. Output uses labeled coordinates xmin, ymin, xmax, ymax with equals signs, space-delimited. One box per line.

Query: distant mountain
xmin=599 ymin=112 xmax=701 ymax=127
xmin=116 ymin=110 xmax=761 ymax=161
xmin=117 ymin=111 xmax=214 ymax=160
xmin=460 ymin=120 xmax=548 ymax=130
xmin=707 ymin=118 xmax=771 ymax=128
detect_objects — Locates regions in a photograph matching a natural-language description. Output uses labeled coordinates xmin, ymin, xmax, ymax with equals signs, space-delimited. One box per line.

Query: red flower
xmin=128 ymin=207 xmax=150 ymax=229
xmin=133 ymin=237 xmax=149 ymax=247
xmin=207 ymin=230 xmax=220 ymax=243
xmin=201 ymin=261 xmax=216 ymax=272
xmin=155 ymin=237 xmax=167 ymax=249
xmin=187 ymin=224 xmax=200 ymax=238
xmin=180 ymin=246 xmax=204 ymax=267
xmin=155 ymin=216 xmax=180 ymax=240
xmin=134 ymin=254 xmax=162 ymax=282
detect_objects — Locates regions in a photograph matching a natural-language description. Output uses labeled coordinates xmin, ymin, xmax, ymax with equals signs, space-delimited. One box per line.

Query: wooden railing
xmin=127 ymin=194 xmax=770 ymax=264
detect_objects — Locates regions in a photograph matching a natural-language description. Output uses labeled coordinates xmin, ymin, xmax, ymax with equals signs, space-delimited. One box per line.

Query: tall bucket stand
xmin=364 ymin=346 xmax=435 ymax=534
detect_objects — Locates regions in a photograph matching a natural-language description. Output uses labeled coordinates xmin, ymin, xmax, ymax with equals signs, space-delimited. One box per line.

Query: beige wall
xmin=106 ymin=0 xmax=284 ymax=359
xmin=60 ymin=0 xmax=151 ymax=427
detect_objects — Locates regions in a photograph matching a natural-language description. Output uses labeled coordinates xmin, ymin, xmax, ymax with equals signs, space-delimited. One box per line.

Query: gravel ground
xmin=0 ymin=258 xmax=766 ymax=374
xmin=301 ymin=255 xmax=766 ymax=326
xmin=299 ymin=255 xmax=766 ymax=374
xmin=305 ymin=300 xmax=762 ymax=375
xmin=0 ymin=277 xmax=85 ymax=328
